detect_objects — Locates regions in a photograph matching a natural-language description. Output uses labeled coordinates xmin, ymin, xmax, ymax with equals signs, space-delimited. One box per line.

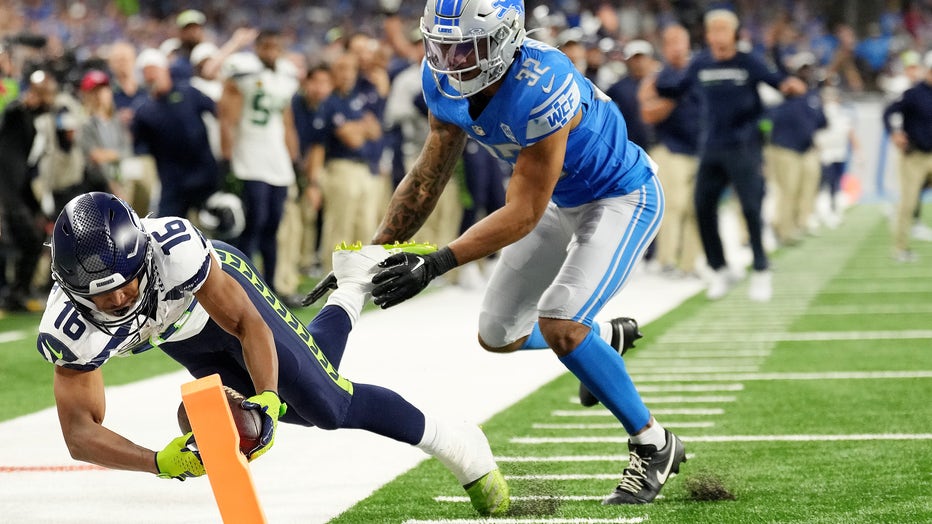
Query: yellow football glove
xmin=156 ymin=432 xmax=205 ymax=481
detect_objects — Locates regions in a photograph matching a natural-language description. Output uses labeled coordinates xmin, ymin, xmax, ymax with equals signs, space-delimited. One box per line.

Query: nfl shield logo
xmin=471 ymin=125 xmax=486 ymax=136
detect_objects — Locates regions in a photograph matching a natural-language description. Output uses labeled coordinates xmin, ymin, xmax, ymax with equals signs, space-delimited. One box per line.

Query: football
xmin=177 ymin=386 xmax=263 ymax=455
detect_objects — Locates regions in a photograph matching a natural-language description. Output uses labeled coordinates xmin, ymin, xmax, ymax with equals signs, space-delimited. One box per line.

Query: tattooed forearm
xmin=372 ymin=118 xmax=467 ymax=244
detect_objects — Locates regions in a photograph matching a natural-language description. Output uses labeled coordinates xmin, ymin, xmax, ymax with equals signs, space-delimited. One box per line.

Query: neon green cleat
xmin=463 ymin=468 xmax=510 ymax=516
xmin=333 ymin=240 xmax=438 ymax=255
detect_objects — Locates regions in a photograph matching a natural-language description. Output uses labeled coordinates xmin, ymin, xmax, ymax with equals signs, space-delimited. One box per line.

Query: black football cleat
xmin=578 ymin=317 xmax=643 ymax=407
xmin=603 ymin=429 xmax=686 ymax=505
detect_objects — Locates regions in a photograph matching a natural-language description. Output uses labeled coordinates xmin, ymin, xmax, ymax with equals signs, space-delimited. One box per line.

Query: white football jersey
xmin=37 ymin=218 xmax=214 ymax=371
xmin=222 ymin=52 xmax=299 ymax=186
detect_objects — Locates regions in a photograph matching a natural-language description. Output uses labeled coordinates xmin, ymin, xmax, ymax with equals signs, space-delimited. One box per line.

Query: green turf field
xmin=330 ymin=204 xmax=932 ymax=524
xmin=2 ymin=205 xmax=930 ymax=523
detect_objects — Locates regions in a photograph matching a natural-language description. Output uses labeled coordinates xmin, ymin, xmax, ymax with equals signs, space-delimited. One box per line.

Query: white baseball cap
xmin=623 ymin=40 xmax=654 ymax=60
xmin=136 ymin=48 xmax=169 ymax=70
xmin=788 ymin=51 xmax=816 ymax=71
xmin=176 ymin=9 xmax=206 ymax=28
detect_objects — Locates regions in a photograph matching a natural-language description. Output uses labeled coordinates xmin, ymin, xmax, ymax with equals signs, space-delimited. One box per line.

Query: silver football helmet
xmin=421 ymin=0 xmax=526 ymax=99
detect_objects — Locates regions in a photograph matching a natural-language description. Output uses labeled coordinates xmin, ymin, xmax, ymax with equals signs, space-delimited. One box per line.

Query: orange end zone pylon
xmin=181 ymin=374 xmax=267 ymax=524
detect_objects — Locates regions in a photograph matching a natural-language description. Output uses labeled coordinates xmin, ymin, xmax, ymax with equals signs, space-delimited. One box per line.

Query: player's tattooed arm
xmin=372 ymin=113 xmax=467 ymax=244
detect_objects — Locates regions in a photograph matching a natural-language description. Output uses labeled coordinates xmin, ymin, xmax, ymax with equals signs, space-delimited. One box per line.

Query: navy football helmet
xmin=50 ymin=192 xmax=158 ymax=336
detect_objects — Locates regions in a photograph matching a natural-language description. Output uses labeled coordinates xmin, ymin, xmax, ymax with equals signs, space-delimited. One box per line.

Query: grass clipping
xmin=684 ymin=471 xmax=736 ymax=501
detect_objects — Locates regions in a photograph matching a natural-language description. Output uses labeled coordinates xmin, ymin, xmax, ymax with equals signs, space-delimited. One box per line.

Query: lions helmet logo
xmin=492 ymin=0 xmax=524 ymax=18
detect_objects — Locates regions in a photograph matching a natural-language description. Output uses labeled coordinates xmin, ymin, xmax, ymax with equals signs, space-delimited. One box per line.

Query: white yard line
xmin=494 ymin=453 xmax=697 ymax=463
xmin=642 ymin=395 xmax=737 ymax=403
xmin=627 ymin=365 xmax=762 ymax=374
xmin=0 ymin=330 xmax=27 ymax=344
xmin=632 ymin=356 xmax=765 ymax=364
xmin=495 ymin=455 xmax=630 ymax=462
xmin=436 ymin=495 xmax=607 ymax=502
xmin=635 ymin=383 xmax=744 ymax=392
xmin=505 ymin=473 xmax=620 ymax=480
xmin=533 ymin=422 xmax=715 ymax=430
xmin=658 ymin=330 xmax=932 ymax=344
xmin=631 ymin=371 xmax=932 ymax=382
xmin=568 ymin=395 xmax=736 ymax=404
xmin=807 ymin=304 xmax=932 ymax=315
xmin=511 ymin=434 xmax=932 ymax=444
xmin=551 ymin=408 xmax=726 ymax=417
xmin=405 ymin=518 xmax=648 ymax=524
xmin=683 ymin=434 xmax=932 ymax=442
xmin=634 ymin=350 xmax=771 ymax=358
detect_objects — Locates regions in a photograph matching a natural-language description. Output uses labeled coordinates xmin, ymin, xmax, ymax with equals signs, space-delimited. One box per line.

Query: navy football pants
xmin=159 ymin=242 xmax=425 ymax=444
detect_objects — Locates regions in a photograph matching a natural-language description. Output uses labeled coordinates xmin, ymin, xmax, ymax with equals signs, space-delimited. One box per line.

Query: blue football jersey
xmin=422 ymin=38 xmax=653 ymax=208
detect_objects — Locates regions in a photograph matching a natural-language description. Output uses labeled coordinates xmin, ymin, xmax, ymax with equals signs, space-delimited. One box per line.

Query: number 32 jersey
xmin=37 ymin=218 xmax=214 ymax=371
xmin=423 ymin=38 xmax=653 ymax=208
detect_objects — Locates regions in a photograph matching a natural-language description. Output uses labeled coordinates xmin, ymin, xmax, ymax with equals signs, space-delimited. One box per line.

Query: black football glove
xmin=300 ymin=271 xmax=337 ymax=306
xmin=371 ymin=247 xmax=458 ymax=309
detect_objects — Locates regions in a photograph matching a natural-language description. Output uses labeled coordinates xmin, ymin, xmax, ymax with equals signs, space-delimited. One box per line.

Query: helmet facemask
xmin=56 ymin=244 xmax=160 ymax=338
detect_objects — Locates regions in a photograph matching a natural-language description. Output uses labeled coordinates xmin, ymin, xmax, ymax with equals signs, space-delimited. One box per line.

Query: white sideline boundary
xmin=0 ymin=269 xmax=703 ymax=523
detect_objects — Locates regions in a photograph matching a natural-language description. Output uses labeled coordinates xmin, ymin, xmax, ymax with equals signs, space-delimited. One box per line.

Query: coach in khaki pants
xmin=767 ymin=144 xmax=823 ymax=244
xmin=767 ymin=56 xmax=826 ymax=245
xmin=310 ymin=52 xmax=382 ymax=272
xmin=883 ymin=51 xmax=932 ymax=262
xmin=639 ymin=24 xmax=702 ymax=275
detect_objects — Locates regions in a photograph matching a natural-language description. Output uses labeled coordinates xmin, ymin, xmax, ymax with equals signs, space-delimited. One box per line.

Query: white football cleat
xmin=327 ymin=241 xmax=436 ymax=323
xmin=748 ymin=270 xmax=773 ymax=302
xmin=706 ymin=267 xmax=738 ymax=300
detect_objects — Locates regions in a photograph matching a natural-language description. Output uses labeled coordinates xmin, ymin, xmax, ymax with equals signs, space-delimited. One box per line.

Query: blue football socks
xmin=559 ymin=330 xmax=649 ymax=434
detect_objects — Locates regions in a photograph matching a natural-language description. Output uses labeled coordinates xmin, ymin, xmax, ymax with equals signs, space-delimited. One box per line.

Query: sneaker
xmin=464 ymin=468 xmax=510 ymax=516
xmin=748 ymin=269 xmax=772 ymax=302
xmin=602 ymin=429 xmax=687 ymax=505
xmin=911 ymin=223 xmax=932 ymax=242
xmin=706 ymin=267 xmax=738 ymax=300
xmin=578 ymin=317 xmax=643 ymax=407
xmin=331 ymin=241 xmax=437 ymax=290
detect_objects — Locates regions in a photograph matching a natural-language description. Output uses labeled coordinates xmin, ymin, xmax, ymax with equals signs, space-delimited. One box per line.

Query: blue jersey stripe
xmin=573 ymin=175 xmax=664 ymax=323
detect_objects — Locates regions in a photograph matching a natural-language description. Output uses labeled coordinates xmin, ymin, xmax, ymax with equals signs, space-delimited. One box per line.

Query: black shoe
xmin=603 ymin=429 xmax=686 ymax=505
xmin=578 ymin=317 xmax=643 ymax=407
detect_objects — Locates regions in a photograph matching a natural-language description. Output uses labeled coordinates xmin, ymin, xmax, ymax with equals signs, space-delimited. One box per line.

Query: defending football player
xmin=38 ymin=192 xmax=509 ymax=516
xmin=370 ymin=0 xmax=684 ymax=504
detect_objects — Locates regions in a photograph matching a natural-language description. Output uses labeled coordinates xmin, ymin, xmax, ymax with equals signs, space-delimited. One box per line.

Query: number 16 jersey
xmin=37 ymin=218 xmax=214 ymax=371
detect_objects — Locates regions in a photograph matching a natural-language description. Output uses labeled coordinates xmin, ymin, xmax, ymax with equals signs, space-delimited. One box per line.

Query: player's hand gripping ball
xmin=156 ymin=433 xmax=204 ymax=481
xmin=240 ymin=390 xmax=287 ymax=461
xmin=176 ymin=386 xmax=267 ymax=457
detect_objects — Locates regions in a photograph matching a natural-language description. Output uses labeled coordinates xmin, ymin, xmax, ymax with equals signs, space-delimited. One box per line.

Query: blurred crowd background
xmin=1 ymin=0 xmax=930 ymax=313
